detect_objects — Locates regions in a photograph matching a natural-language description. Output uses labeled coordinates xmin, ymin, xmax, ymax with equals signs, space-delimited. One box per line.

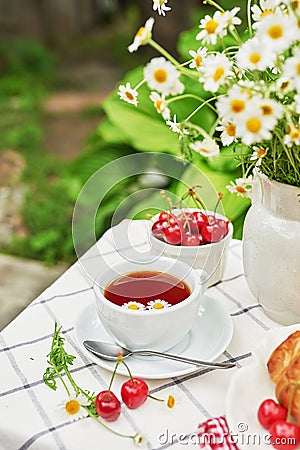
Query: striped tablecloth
xmin=0 ymin=220 xmax=281 ymax=450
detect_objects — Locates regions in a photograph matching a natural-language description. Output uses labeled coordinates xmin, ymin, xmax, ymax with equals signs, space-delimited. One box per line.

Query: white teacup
xmin=93 ymin=256 xmax=207 ymax=352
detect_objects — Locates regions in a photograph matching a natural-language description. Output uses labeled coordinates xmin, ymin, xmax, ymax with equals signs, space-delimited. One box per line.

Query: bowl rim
xmin=149 ymin=208 xmax=233 ymax=251
xmin=93 ymin=257 xmax=204 ymax=316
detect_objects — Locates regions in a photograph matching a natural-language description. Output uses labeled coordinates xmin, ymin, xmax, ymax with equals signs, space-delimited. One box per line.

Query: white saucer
xmin=74 ymin=294 xmax=233 ymax=379
xmin=226 ymin=324 xmax=300 ymax=450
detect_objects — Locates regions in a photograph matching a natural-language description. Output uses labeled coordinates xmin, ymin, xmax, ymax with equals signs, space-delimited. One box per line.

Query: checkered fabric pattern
xmin=198 ymin=416 xmax=238 ymax=449
xmin=0 ymin=220 xmax=280 ymax=450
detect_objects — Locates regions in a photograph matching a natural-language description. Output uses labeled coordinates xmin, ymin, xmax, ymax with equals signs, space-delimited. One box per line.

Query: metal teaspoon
xmin=83 ymin=340 xmax=236 ymax=369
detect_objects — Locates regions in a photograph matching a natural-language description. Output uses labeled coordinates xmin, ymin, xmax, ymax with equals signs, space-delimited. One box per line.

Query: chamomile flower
xmin=200 ymin=53 xmax=232 ymax=93
xmin=196 ymin=11 xmax=227 ymax=45
xmin=149 ymin=92 xmax=171 ymax=120
xmin=166 ymin=114 xmax=188 ymax=137
xmin=226 ymin=177 xmax=253 ymax=198
xmin=59 ymin=394 xmax=89 ymax=421
xmin=235 ymin=108 xmax=273 ymax=145
xmin=189 ymin=47 xmax=208 ymax=71
xmin=216 ymin=119 xmax=236 ymax=145
xmin=118 ymin=82 xmax=139 ymax=106
xmin=168 ymin=79 xmax=185 ymax=96
xmin=283 ymin=124 xmax=300 ymax=146
xmin=250 ymin=146 xmax=268 ymax=165
xmin=152 ymin=0 xmax=171 ymax=17
xmin=276 ymin=76 xmax=295 ymax=97
xmin=258 ymin=97 xmax=283 ymax=127
xmin=236 ymin=38 xmax=276 ymax=71
xmin=147 ymin=299 xmax=171 ymax=310
xmin=144 ymin=57 xmax=181 ymax=95
xmin=283 ymin=49 xmax=300 ymax=91
xmin=128 ymin=17 xmax=155 ymax=53
xmin=251 ymin=0 xmax=279 ymax=26
xmin=190 ymin=137 xmax=220 ymax=158
xmin=216 ymin=85 xmax=251 ymax=120
xmin=255 ymin=12 xmax=298 ymax=53
xmin=222 ymin=7 xmax=242 ymax=28
xmin=122 ymin=301 xmax=146 ymax=310
xmin=133 ymin=433 xmax=147 ymax=446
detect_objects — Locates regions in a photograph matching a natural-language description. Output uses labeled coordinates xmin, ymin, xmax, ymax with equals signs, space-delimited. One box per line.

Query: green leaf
xmin=103 ymin=96 xmax=179 ymax=153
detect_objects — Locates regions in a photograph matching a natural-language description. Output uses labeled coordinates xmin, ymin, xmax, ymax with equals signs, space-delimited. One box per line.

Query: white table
xmin=0 ymin=220 xmax=281 ymax=450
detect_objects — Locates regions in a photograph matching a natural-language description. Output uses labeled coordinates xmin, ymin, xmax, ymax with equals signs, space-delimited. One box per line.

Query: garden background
xmin=0 ymin=0 xmax=249 ymax=329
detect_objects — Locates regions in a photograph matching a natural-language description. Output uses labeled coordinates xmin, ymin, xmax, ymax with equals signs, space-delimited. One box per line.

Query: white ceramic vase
xmin=242 ymin=173 xmax=300 ymax=325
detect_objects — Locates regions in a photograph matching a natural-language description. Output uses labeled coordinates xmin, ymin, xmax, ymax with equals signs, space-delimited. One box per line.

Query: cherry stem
xmin=213 ymin=192 xmax=223 ymax=220
xmin=120 ymin=359 xmax=135 ymax=385
xmin=107 ymin=360 xmax=121 ymax=398
xmin=148 ymin=393 xmax=165 ymax=402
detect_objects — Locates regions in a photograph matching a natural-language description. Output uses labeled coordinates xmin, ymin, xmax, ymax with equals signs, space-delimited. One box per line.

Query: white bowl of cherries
xmin=149 ymin=189 xmax=233 ymax=287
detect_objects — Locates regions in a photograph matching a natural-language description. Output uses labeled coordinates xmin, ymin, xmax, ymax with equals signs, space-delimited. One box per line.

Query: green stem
xmin=184 ymin=121 xmax=211 ymax=139
xmin=203 ymin=0 xmax=224 ymax=12
xmin=86 ymin=407 xmax=140 ymax=441
xmin=274 ymin=130 xmax=300 ymax=179
xmin=184 ymin=95 xmax=222 ymax=122
xmin=108 ymin=360 xmax=121 ymax=392
xmin=121 ymin=359 xmax=135 ymax=382
xmin=148 ymin=394 xmax=164 ymax=402
xmin=52 ymin=365 xmax=71 ymax=396
xmin=134 ymin=79 xmax=147 ymax=90
xmin=149 ymin=38 xmax=180 ymax=67
xmin=148 ymin=39 xmax=199 ymax=80
xmin=247 ymin=0 xmax=253 ymax=37
xmin=167 ymin=94 xmax=218 ymax=114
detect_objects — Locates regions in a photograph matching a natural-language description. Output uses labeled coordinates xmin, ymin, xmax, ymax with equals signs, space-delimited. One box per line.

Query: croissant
xmin=267 ymin=330 xmax=300 ymax=424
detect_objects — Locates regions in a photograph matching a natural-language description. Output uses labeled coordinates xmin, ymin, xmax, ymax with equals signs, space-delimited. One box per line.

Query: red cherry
xmin=182 ymin=233 xmax=202 ymax=246
xmin=202 ymin=220 xmax=228 ymax=243
xmin=177 ymin=212 xmax=199 ymax=234
xmin=164 ymin=224 xmax=182 ymax=245
xmin=151 ymin=220 xmax=167 ymax=241
xmin=269 ymin=419 xmax=300 ymax=449
xmin=158 ymin=211 xmax=174 ymax=221
xmin=94 ymin=390 xmax=121 ymax=422
xmin=257 ymin=399 xmax=287 ymax=430
xmin=121 ymin=377 xmax=149 ymax=409
xmin=192 ymin=211 xmax=209 ymax=231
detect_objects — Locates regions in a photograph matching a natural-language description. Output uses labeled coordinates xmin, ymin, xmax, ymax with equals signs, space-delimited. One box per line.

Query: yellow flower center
xmin=226 ymin=124 xmax=236 ymax=136
xmin=290 ymin=127 xmax=300 ymax=139
xmin=213 ymin=67 xmax=225 ymax=82
xmin=136 ymin=27 xmax=145 ymax=38
xmin=128 ymin=303 xmax=139 ymax=310
xmin=236 ymin=186 xmax=247 ymax=194
xmin=246 ymin=117 xmax=262 ymax=133
xmin=65 ymin=400 xmax=80 ymax=415
xmin=154 ymin=69 xmax=168 ymax=83
xmin=297 ymin=62 xmax=300 ymax=75
xmin=261 ymin=105 xmax=273 ymax=115
xmin=261 ymin=10 xmax=273 ymax=17
xmin=167 ymin=395 xmax=175 ymax=408
xmin=249 ymin=53 xmax=261 ymax=64
xmin=280 ymin=80 xmax=290 ymax=90
xmin=153 ymin=302 xmax=164 ymax=309
xmin=205 ymin=19 xmax=218 ymax=34
xmin=268 ymin=24 xmax=283 ymax=39
xmin=231 ymin=99 xmax=245 ymax=113
xmin=125 ymin=91 xmax=135 ymax=101
xmin=195 ymin=55 xmax=203 ymax=68
xmin=155 ymin=100 xmax=164 ymax=112
xmin=257 ymin=149 xmax=266 ymax=158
